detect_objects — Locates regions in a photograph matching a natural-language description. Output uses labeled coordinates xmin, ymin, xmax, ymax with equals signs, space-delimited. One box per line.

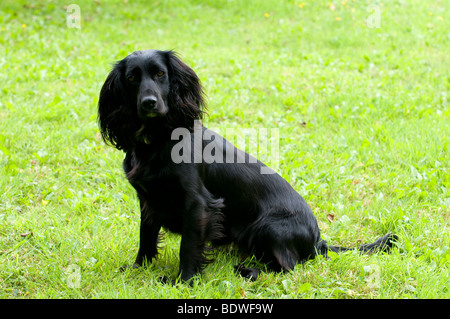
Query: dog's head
xmin=122 ymin=50 xmax=171 ymax=120
xmin=98 ymin=50 xmax=205 ymax=151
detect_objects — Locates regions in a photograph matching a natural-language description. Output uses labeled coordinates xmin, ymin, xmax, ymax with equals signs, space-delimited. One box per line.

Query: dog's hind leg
xmin=272 ymin=247 xmax=299 ymax=272
xmin=234 ymin=264 xmax=261 ymax=281
xmin=234 ymin=246 xmax=301 ymax=281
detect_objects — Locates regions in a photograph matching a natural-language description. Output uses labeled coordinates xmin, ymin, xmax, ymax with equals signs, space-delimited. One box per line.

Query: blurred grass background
xmin=0 ymin=0 xmax=449 ymax=298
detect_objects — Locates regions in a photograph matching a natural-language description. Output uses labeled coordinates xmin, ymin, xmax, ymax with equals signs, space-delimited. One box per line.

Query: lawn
xmin=0 ymin=0 xmax=449 ymax=299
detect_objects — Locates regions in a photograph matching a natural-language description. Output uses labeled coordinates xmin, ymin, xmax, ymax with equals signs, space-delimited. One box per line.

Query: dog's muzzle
xmin=139 ymin=95 xmax=167 ymax=118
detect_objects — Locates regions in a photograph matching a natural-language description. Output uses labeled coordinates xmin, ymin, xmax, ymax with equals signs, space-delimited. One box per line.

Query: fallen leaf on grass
xmin=237 ymin=286 xmax=246 ymax=298
xmin=326 ymin=214 xmax=334 ymax=223
xmin=20 ymin=232 xmax=33 ymax=237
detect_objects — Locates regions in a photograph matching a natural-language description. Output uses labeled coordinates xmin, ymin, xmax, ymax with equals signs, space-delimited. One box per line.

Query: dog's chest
xmin=124 ymin=152 xmax=186 ymax=230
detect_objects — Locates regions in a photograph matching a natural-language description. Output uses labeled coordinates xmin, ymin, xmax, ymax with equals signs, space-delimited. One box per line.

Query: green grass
xmin=0 ymin=0 xmax=449 ymax=299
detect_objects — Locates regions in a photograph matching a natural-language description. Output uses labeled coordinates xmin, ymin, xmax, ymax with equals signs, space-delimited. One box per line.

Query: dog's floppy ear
xmin=165 ymin=51 xmax=206 ymax=130
xmin=98 ymin=61 xmax=137 ymax=151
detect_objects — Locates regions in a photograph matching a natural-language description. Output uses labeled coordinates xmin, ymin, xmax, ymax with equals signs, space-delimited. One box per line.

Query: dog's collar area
xmin=135 ymin=124 xmax=152 ymax=145
xmin=143 ymin=136 xmax=151 ymax=144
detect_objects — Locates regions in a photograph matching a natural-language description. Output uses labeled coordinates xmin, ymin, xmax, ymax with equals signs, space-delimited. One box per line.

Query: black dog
xmin=98 ymin=50 xmax=397 ymax=283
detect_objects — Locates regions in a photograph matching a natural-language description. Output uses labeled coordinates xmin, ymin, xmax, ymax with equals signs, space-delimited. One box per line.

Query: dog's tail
xmin=316 ymin=233 xmax=398 ymax=256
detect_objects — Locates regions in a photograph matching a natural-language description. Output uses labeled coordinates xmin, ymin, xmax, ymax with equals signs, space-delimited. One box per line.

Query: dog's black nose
xmin=141 ymin=96 xmax=157 ymax=110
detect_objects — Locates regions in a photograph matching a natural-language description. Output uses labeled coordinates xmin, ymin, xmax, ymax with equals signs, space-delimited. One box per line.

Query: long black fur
xmin=98 ymin=50 xmax=397 ymax=283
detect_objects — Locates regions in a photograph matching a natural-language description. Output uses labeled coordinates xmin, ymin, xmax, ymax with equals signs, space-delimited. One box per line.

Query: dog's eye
xmin=156 ymin=70 xmax=165 ymax=77
xmin=127 ymin=75 xmax=135 ymax=82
